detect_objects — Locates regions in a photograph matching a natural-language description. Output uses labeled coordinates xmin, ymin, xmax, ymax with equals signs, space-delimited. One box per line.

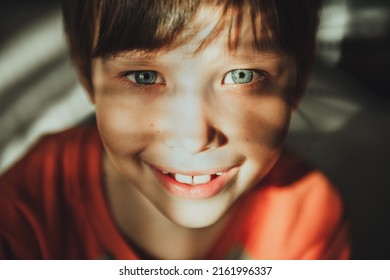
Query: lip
xmin=150 ymin=165 xmax=239 ymax=200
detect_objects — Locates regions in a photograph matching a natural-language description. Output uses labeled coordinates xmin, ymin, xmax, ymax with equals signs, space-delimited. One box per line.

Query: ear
xmin=291 ymin=85 xmax=305 ymax=110
xmin=291 ymin=68 xmax=311 ymax=110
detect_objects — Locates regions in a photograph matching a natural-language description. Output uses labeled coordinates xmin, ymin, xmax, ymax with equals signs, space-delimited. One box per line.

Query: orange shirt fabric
xmin=0 ymin=124 xmax=350 ymax=259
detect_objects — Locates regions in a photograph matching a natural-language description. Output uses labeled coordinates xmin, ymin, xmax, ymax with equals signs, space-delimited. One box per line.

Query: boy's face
xmin=91 ymin=7 xmax=297 ymax=228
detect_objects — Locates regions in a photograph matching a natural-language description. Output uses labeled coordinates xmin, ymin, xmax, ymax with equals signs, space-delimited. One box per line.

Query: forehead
xmin=107 ymin=5 xmax=282 ymax=62
xmin=93 ymin=2 xmax=281 ymax=61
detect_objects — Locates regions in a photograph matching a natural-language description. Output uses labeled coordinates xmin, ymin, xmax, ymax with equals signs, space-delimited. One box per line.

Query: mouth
xmin=150 ymin=166 xmax=239 ymax=200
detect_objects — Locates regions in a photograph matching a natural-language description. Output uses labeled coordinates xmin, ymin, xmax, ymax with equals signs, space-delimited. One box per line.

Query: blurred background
xmin=0 ymin=0 xmax=389 ymax=259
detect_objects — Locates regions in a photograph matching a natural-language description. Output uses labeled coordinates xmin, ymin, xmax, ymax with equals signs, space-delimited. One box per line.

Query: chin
xmin=170 ymin=215 xmax=222 ymax=229
xmin=161 ymin=199 xmax=230 ymax=229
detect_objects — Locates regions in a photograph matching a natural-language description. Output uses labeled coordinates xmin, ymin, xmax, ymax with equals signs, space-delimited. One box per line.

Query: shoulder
xmin=256 ymin=151 xmax=344 ymax=217
xmin=0 ymin=124 xmax=101 ymax=259
xmin=0 ymin=123 xmax=100 ymax=184
xmin=242 ymin=151 xmax=350 ymax=259
xmin=261 ymin=150 xmax=343 ymax=207
xmin=0 ymin=124 xmax=99 ymax=198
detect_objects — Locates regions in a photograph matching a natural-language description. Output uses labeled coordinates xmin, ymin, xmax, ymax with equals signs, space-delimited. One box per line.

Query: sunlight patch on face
xmin=166 ymin=196 xmax=230 ymax=228
xmin=172 ymin=5 xmax=225 ymax=56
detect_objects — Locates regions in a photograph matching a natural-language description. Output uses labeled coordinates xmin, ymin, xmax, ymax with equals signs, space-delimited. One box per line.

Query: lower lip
xmin=151 ymin=167 xmax=238 ymax=200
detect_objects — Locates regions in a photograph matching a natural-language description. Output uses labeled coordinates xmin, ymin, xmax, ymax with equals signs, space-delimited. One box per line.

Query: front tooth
xmin=193 ymin=174 xmax=211 ymax=184
xmin=174 ymin=174 xmax=193 ymax=184
xmin=216 ymin=172 xmax=223 ymax=176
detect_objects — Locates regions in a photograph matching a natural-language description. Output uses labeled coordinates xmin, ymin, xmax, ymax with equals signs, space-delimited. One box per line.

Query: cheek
xmin=225 ymin=96 xmax=291 ymax=153
xmin=222 ymin=96 xmax=292 ymax=190
xmin=94 ymin=93 xmax=159 ymax=157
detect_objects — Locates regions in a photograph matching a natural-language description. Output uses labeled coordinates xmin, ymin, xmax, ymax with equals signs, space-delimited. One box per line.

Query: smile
xmin=150 ymin=165 xmax=239 ymax=200
xmin=161 ymin=171 xmax=224 ymax=185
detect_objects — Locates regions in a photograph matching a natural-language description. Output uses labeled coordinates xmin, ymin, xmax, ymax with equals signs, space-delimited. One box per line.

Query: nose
xmin=163 ymin=92 xmax=221 ymax=154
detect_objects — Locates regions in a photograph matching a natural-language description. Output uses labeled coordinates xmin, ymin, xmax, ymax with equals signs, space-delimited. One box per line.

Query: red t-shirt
xmin=0 ymin=124 xmax=350 ymax=259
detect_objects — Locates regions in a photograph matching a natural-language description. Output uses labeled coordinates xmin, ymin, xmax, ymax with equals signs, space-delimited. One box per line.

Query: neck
xmin=103 ymin=154 xmax=230 ymax=259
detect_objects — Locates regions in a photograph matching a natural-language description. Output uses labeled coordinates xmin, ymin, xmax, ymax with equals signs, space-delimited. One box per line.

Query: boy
xmin=0 ymin=0 xmax=349 ymax=259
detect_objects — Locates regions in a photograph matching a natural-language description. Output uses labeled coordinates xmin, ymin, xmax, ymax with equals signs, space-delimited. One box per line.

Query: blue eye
xmin=125 ymin=71 xmax=165 ymax=85
xmin=223 ymin=69 xmax=260 ymax=84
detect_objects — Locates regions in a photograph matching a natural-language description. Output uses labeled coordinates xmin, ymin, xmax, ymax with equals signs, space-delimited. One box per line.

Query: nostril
xmin=207 ymin=129 xmax=228 ymax=149
xmin=217 ymin=131 xmax=228 ymax=146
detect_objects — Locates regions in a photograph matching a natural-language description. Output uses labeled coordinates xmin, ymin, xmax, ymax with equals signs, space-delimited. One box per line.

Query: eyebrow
xmin=102 ymin=53 xmax=283 ymax=74
xmin=104 ymin=46 xmax=281 ymax=61
xmin=100 ymin=38 xmax=288 ymax=72
xmin=103 ymin=50 xmax=159 ymax=61
xmin=101 ymin=52 xmax=161 ymax=72
xmin=101 ymin=34 xmax=283 ymax=60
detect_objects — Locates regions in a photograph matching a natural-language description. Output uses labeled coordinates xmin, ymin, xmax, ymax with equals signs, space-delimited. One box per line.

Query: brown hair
xmin=62 ymin=0 xmax=322 ymax=96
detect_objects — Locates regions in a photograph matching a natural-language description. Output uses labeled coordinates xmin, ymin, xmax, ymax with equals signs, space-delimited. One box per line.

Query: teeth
xmin=170 ymin=171 xmax=224 ymax=185
xmin=193 ymin=174 xmax=211 ymax=184
xmin=174 ymin=174 xmax=193 ymax=184
xmin=161 ymin=171 xmax=169 ymax=174
xmin=173 ymin=174 xmax=212 ymax=185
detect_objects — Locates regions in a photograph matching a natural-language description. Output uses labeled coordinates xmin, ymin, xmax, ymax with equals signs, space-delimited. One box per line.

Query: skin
xmin=88 ymin=6 xmax=297 ymax=259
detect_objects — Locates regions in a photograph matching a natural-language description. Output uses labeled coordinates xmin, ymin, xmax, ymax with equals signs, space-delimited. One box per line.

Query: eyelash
xmin=118 ymin=71 xmax=165 ymax=90
xmin=222 ymin=70 xmax=269 ymax=93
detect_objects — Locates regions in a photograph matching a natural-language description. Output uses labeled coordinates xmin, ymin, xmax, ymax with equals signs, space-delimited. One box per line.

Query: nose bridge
xmin=164 ymin=86 xmax=213 ymax=153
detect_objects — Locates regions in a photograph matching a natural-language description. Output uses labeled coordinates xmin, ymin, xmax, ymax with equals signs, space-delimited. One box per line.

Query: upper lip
xmin=148 ymin=163 xmax=239 ymax=176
